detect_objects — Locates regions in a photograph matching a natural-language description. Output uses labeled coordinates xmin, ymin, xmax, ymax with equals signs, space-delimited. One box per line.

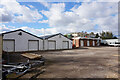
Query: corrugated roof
xmin=72 ymin=37 xmax=101 ymax=40
xmin=40 ymin=33 xmax=61 ymax=39
xmin=1 ymin=29 xmax=43 ymax=39
xmin=1 ymin=29 xmax=72 ymax=40
xmin=40 ymin=33 xmax=72 ymax=40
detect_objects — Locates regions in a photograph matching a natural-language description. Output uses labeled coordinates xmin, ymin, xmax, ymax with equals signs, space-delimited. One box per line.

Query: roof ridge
xmin=2 ymin=29 xmax=43 ymax=40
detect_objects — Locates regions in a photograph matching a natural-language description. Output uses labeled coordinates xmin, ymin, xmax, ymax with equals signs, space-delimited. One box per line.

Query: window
xmin=18 ymin=32 xmax=22 ymax=36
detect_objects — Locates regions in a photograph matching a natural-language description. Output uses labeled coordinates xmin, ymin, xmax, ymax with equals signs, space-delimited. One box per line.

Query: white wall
xmin=43 ymin=34 xmax=72 ymax=50
xmin=3 ymin=31 xmax=43 ymax=52
xmin=43 ymin=40 xmax=48 ymax=50
xmin=101 ymin=39 xmax=119 ymax=45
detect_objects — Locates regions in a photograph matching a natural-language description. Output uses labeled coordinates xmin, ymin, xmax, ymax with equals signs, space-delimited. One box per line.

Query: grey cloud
xmin=1 ymin=13 xmax=13 ymax=22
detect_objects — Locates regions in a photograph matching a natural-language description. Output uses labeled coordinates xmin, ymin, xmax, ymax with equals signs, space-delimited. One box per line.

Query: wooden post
xmin=0 ymin=35 xmax=2 ymax=79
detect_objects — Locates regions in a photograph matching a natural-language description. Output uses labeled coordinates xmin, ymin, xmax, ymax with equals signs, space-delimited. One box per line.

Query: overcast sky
xmin=0 ymin=0 xmax=119 ymax=36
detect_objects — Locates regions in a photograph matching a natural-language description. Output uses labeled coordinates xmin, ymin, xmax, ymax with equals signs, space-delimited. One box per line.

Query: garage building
xmin=41 ymin=33 xmax=72 ymax=50
xmin=101 ymin=39 xmax=120 ymax=46
xmin=72 ymin=37 xmax=101 ymax=48
xmin=2 ymin=29 xmax=43 ymax=52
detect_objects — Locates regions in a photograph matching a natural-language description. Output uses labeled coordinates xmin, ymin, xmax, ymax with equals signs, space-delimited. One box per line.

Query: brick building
xmin=72 ymin=37 xmax=101 ymax=48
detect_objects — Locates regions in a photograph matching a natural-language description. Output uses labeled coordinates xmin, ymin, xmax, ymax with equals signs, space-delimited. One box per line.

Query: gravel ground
xmin=19 ymin=47 xmax=119 ymax=78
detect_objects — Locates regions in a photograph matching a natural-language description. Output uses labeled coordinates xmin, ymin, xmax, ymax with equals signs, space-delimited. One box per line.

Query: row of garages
xmin=1 ymin=29 xmax=101 ymax=52
xmin=72 ymin=37 xmax=101 ymax=48
xmin=2 ymin=29 xmax=72 ymax=52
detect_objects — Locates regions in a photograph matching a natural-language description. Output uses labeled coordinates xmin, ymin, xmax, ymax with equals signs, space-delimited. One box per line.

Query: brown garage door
xmin=90 ymin=40 xmax=93 ymax=46
xmin=95 ymin=40 xmax=97 ymax=46
xmin=84 ymin=39 xmax=87 ymax=46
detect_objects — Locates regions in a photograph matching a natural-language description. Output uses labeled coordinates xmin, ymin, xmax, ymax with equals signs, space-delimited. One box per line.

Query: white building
xmin=2 ymin=29 xmax=73 ymax=52
xmin=41 ymin=33 xmax=72 ymax=50
xmin=2 ymin=29 xmax=43 ymax=52
xmin=72 ymin=33 xmax=78 ymax=37
xmin=101 ymin=39 xmax=120 ymax=46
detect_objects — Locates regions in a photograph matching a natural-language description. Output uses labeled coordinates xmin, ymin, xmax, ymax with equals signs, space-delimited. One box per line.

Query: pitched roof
xmin=2 ymin=29 xmax=43 ymax=40
xmin=40 ymin=33 xmax=61 ymax=39
xmin=40 ymin=33 xmax=72 ymax=40
xmin=72 ymin=37 xmax=101 ymax=40
xmin=1 ymin=29 xmax=72 ymax=40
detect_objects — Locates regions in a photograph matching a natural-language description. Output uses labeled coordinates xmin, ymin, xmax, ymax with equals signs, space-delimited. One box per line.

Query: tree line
xmin=95 ymin=31 xmax=117 ymax=39
xmin=64 ymin=31 xmax=118 ymax=39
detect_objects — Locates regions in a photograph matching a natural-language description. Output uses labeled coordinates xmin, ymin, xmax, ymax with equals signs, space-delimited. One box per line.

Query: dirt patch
xmin=4 ymin=47 xmax=119 ymax=78
xmin=37 ymin=47 xmax=118 ymax=78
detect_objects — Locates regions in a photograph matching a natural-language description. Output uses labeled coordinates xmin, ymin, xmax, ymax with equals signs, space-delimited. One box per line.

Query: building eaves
xmin=2 ymin=29 xmax=43 ymax=40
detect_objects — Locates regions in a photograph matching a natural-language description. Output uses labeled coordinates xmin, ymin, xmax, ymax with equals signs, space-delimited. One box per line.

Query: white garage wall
xmin=87 ymin=40 xmax=90 ymax=46
xmin=81 ymin=40 xmax=84 ymax=47
xmin=3 ymin=30 xmax=43 ymax=52
xmin=93 ymin=41 xmax=95 ymax=46
xmin=43 ymin=40 xmax=48 ymax=50
xmin=43 ymin=34 xmax=72 ymax=50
